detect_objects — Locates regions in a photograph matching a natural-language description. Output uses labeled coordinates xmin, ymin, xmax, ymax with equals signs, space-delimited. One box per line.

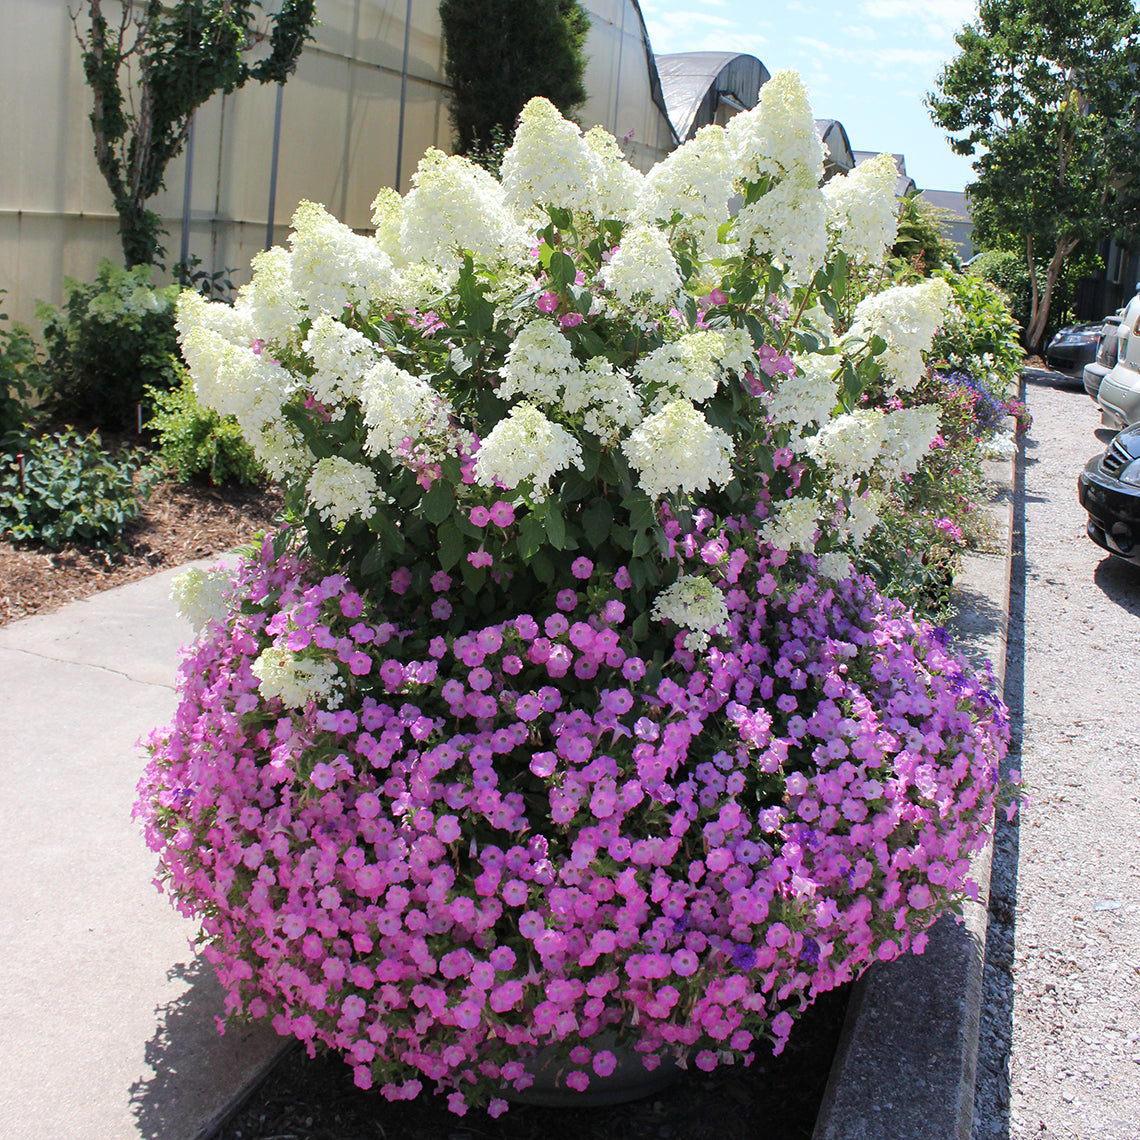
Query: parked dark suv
xmin=1078 ymin=423 xmax=1140 ymax=564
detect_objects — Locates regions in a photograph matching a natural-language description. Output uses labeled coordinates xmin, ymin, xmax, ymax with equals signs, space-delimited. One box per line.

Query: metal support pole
xmin=180 ymin=114 xmax=196 ymax=274
xmin=394 ymin=0 xmax=413 ymax=193
xmin=267 ymin=82 xmax=285 ymax=250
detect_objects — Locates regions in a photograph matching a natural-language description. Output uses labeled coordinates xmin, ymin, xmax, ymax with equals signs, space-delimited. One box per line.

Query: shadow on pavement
xmin=1021 ymin=366 xmax=1086 ymax=392
xmin=971 ymin=386 xmax=1029 ymax=1140
xmin=1093 ymin=555 xmax=1140 ymax=616
xmin=128 ymin=957 xmax=286 ymax=1140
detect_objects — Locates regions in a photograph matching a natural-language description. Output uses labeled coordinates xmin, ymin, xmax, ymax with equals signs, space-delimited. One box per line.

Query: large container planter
xmin=136 ymin=71 xmax=1012 ymax=1117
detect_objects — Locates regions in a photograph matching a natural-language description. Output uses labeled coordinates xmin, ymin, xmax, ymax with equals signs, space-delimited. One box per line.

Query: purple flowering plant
xmin=136 ymin=80 xmax=1019 ymax=1115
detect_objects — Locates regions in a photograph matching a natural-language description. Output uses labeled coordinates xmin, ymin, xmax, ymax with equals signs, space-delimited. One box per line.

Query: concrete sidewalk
xmin=0 ymin=562 xmax=284 ymax=1140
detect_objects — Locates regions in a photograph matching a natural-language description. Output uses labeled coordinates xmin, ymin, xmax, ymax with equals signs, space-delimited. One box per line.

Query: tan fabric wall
xmin=579 ymin=1 xmax=677 ymax=172
xmin=1 ymin=0 xmax=673 ymax=327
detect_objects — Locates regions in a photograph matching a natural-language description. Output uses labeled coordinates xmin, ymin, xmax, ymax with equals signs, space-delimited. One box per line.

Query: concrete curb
xmin=812 ymin=447 xmax=1017 ymax=1140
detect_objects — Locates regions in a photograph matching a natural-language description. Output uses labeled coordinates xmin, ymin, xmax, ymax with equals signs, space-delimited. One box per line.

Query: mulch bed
xmin=0 ymin=479 xmax=283 ymax=626
xmin=212 ymin=983 xmax=851 ymax=1140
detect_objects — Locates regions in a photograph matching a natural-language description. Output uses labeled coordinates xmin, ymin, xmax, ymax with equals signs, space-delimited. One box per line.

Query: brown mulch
xmin=0 ymin=479 xmax=283 ymax=626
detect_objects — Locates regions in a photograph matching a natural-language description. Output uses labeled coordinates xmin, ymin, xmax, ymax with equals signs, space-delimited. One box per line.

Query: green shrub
xmin=0 ymin=292 xmax=45 ymax=450
xmin=146 ymin=368 xmax=265 ymax=487
xmin=969 ymin=249 xmax=1030 ymax=331
xmin=0 ymin=428 xmax=148 ymax=548
xmin=931 ymin=269 xmax=1025 ymax=392
xmin=890 ymin=193 xmax=961 ymax=276
xmin=35 ymin=260 xmax=182 ymax=433
xmin=439 ymin=0 xmax=590 ymax=155
xmin=969 ymin=248 xmax=1091 ymax=346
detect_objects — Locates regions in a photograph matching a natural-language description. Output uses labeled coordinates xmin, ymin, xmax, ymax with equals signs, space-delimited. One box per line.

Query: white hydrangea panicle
xmin=838 ymin=492 xmax=881 ymax=546
xmin=498 ymin=322 xmax=640 ymax=439
xmin=765 ymin=352 xmax=841 ymax=436
xmin=635 ymin=330 xmax=737 ymax=406
xmin=728 ymin=69 xmax=824 ymax=185
xmin=734 ymin=174 xmax=828 ymax=283
xmin=239 ymin=246 xmax=304 ymax=348
xmin=761 ymin=496 xmax=820 ymax=553
xmin=179 ymin=324 xmax=294 ymax=435
xmin=572 ymin=357 xmax=641 ymax=440
xmin=370 ymin=186 xmax=403 ymax=255
xmin=123 ymin=284 xmax=163 ymax=315
xmin=306 ymin=456 xmax=380 ymax=527
xmin=878 ymin=404 xmax=942 ymax=480
xmin=176 ymin=288 xmax=255 ymax=347
xmin=822 ymin=152 xmax=900 ymax=265
xmin=622 ymin=399 xmax=733 ymax=499
xmin=597 ymin=224 xmax=684 ymax=310
xmin=474 ymin=403 xmax=584 ymax=501
xmin=807 ymin=408 xmax=886 ymax=482
xmin=498 ymin=320 xmax=580 ymax=405
xmin=303 ymin=314 xmax=385 ymax=407
xmin=638 ymin=124 xmax=735 ymax=255
xmin=719 ymin=328 xmax=758 ymax=375
xmin=651 ymin=574 xmax=730 ymax=651
xmin=170 ymin=566 xmax=234 ymax=634
xmin=393 ymin=261 xmax=459 ymax=313
xmin=251 ymin=647 xmax=342 ymax=708
xmin=248 ymin=418 xmax=311 ymax=481
xmin=400 ymin=149 xmax=527 ymax=269
xmin=289 ymin=200 xmax=398 ymax=314
xmin=846 ymin=277 xmax=953 ymax=391
xmin=360 ymin=358 xmax=456 ymax=460
xmin=583 ymin=125 xmax=644 ymax=222
xmin=815 ymin=550 xmax=853 ymax=581
xmin=501 ymin=97 xmax=605 ymax=218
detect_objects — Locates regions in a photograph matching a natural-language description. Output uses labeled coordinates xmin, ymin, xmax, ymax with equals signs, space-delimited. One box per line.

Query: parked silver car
xmin=1083 ymin=313 xmax=1123 ymax=400
xmin=1096 ymin=294 xmax=1140 ymax=429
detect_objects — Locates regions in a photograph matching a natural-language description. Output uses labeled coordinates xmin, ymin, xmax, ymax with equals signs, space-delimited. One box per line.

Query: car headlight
xmin=1120 ymin=458 xmax=1140 ymax=487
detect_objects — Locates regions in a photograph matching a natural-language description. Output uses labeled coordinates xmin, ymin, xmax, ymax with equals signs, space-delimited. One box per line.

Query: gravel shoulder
xmin=973 ymin=373 xmax=1140 ymax=1140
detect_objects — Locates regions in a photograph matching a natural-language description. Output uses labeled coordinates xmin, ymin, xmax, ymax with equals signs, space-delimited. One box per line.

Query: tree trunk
xmin=115 ymin=199 xmax=163 ymax=268
xmin=1025 ymin=236 xmax=1080 ymax=352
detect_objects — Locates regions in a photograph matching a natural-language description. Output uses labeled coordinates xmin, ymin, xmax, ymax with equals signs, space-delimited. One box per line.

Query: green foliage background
xmin=35 ymin=260 xmax=182 ymax=434
xmin=146 ymin=368 xmax=266 ymax=487
xmin=439 ymin=0 xmax=589 ymax=159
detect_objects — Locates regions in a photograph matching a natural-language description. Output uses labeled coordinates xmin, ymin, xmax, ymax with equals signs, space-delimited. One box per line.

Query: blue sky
xmin=638 ymin=0 xmax=980 ymax=192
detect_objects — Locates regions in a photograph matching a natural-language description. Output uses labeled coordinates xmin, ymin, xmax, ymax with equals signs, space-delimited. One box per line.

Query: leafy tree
xmin=927 ymin=0 xmax=1140 ymax=350
xmin=439 ymin=0 xmax=589 ymax=161
xmin=77 ymin=0 xmax=317 ymax=268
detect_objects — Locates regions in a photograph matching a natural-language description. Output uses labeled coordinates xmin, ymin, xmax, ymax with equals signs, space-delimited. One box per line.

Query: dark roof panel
xmin=655 ymin=51 xmax=768 ymax=141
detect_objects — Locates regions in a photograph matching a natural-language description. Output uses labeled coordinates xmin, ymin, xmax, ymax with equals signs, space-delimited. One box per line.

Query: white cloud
xmin=859 ymin=0 xmax=976 ymax=37
xmin=643 ymin=8 xmax=769 ymax=55
xmin=790 ymin=34 xmax=947 ymax=75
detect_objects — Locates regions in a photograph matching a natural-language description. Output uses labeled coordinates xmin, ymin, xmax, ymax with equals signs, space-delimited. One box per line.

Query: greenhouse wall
xmin=0 ymin=0 xmax=676 ymax=327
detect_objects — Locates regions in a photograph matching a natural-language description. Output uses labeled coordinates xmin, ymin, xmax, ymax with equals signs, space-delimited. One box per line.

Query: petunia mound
xmin=137 ymin=523 xmax=1008 ymax=1112
xmin=136 ymin=69 xmax=1014 ymax=1115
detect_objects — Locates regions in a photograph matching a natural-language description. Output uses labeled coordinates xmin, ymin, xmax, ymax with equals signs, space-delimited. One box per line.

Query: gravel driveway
xmin=973 ymin=372 xmax=1140 ymax=1139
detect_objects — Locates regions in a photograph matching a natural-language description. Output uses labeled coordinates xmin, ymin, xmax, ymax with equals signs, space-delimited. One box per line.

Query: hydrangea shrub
xmin=137 ymin=69 xmax=1013 ymax=1114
